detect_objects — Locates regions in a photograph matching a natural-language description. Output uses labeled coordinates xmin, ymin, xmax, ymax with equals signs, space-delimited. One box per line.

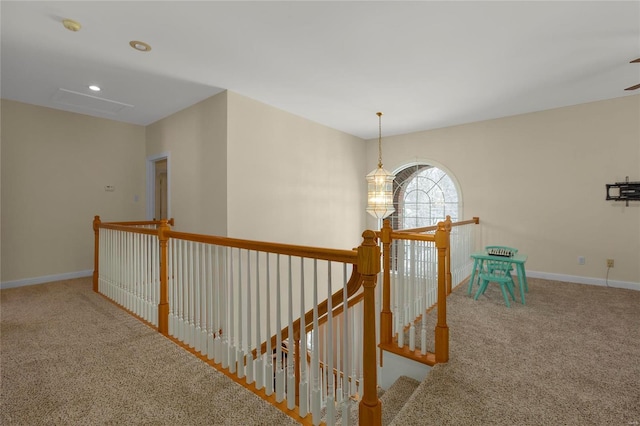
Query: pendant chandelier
xmin=366 ymin=112 xmax=395 ymax=219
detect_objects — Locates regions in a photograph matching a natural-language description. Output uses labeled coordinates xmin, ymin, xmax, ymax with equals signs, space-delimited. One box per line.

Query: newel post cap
xmin=358 ymin=230 xmax=380 ymax=276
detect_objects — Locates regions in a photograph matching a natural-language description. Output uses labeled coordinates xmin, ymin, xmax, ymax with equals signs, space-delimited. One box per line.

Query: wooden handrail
xmin=104 ymin=218 xmax=174 ymax=226
xmin=395 ymin=216 xmax=479 ymax=234
xmin=388 ymin=231 xmax=436 ymax=242
xmin=167 ymin=230 xmax=358 ymax=264
xmin=98 ymin=223 xmax=159 ymax=236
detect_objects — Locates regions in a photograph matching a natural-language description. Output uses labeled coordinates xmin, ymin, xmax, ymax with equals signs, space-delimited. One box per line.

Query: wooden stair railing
xmin=378 ymin=216 xmax=451 ymax=365
xmin=395 ymin=217 xmax=479 ymax=294
xmin=250 ymin=265 xmax=364 ymax=408
xmin=253 ymin=265 xmax=363 ymax=359
xmin=378 ymin=216 xmax=480 ymax=366
xmin=93 ymin=216 xmax=382 ymax=426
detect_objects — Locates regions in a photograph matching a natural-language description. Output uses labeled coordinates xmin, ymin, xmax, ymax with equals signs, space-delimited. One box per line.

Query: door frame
xmin=146 ymin=152 xmax=171 ymax=220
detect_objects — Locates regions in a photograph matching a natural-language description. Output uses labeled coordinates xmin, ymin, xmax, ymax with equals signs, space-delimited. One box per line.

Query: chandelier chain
xmin=377 ymin=111 xmax=383 ymax=168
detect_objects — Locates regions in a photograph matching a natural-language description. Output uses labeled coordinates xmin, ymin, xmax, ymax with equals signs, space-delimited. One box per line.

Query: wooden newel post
xmin=380 ymin=219 xmax=393 ymax=348
xmin=93 ymin=216 xmax=101 ymax=293
xmin=158 ymin=219 xmax=170 ymax=336
xmin=434 ymin=219 xmax=450 ymax=363
xmin=444 ymin=215 xmax=453 ymax=295
xmin=358 ymin=230 xmax=382 ymax=426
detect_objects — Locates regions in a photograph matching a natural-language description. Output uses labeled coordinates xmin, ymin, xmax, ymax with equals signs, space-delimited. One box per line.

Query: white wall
xmin=366 ymin=95 xmax=640 ymax=286
xmin=146 ymin=92 xmax=228 ymax=236
xmin=1 ymin=100 xmax=146 ymax=285
xmin=226 ymin=92 xmax=367 ymax=250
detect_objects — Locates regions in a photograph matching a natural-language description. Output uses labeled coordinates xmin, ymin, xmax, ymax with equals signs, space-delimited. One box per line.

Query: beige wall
xmin=367 ymin=95 xmax=640 ymax=285
xmin=146 ymin=91 xmax=228 ymax=236
xmin=1 ymin=100 xmax=146 ymax=284
xmin=5 ymin=93 xmax=637 ymax=287
xmin=226 ymin=92 xmax=367 ymax=250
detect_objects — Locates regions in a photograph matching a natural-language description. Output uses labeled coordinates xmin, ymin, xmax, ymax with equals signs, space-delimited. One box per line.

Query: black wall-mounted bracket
xmin=606 ymin=176 xmax=640 ymax=206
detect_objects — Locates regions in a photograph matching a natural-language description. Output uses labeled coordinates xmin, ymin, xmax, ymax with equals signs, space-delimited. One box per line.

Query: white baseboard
xmin=526 ymin=270 xmax=639 ymax=291
xmin=1 ymin=270 xmax=93 ymax=290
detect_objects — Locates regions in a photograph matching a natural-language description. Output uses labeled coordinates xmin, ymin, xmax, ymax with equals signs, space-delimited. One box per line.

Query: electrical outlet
xmin=607 ymin=259 xmax=614 ymax=268
xmin=577 ymin=256 xmax=585 ymax=265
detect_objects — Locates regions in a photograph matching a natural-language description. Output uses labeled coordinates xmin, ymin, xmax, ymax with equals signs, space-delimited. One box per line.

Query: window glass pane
xmin=391 ymin=164 xmax=459 ymax=229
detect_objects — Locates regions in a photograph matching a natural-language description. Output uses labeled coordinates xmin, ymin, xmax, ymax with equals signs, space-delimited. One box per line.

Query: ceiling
xmin=1 ymin=1 xmax=639 ymax=140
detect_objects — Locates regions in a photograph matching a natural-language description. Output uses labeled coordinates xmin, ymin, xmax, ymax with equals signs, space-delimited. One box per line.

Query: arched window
xmin=390 ymin=164 xmax=460 ymax=230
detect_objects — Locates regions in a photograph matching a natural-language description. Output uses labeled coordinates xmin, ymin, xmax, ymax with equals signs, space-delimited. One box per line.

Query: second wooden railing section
xmin=378 ymin=216 xmax=480 ymax=366
xmin=93 ymin=216 xmax=382 ymax=426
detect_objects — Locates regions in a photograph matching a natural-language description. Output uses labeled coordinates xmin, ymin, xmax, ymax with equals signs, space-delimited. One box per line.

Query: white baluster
xmin=220 ymin=246 xmax=229 ymax=369
xmin=200 ymin=245 xmax=207 ymax=354
xmin=186 ymin=241 xmax=193 ymax=347
xmin=149 ymin=233 xmax=155 ymax=324
xmin=246 ymin=250 xmax=254 ymax=385
xmin=397 ymin=240 xmax=405 ymax=348
xmin=335 ymin=324 xmax=342 ymax=404
xmin=213 ymin=245 xmax=222 ymax=364
xmin=194 ymin=242 xmax=202 ymax=353
xmin=298 ymin=258 xmax=308 ymax=417
xmin=112 ymin=230 xmax=116 ymax=297
xmin=176 ymin=240 xmax=183 ymax=342
xmin=254 ymin=251 xmax=263 ymax=391
xmin=265 ymin=253 xmax=273 ymax=396
xmin=106 ymin=229 xmax=111 ymax=294
xmin=237 ymin=249 xmax=245 ymax=379
xmin=133 ymin=233 xmax=137 ymax=315
xmin=207 ymin=244 xmax=215 ymax=360
xmin=119 ymin=231 xmax=123 ymax=302
xmin=342 ymin=263 xmax=351 ymax=426
xmin=123 ymin=232 xmax=129 ymax=311
xmin=275 ymin=255 xmax=284 ymax=403
xmin=117 ymin=231 xmax=121 ymax=302
xmin=131 ymin=233 xmax=137 ymax=317
xmin=357 ymin=312 xmax=364 ymax=400
xmin=286 ymin=256 xmax=295 ymax=410
xmin=168 ymin=238 xmax=174 ymax=336
xmin=139 ymin=234 xmax=150 ymax=321
xmin=325 ymin=262 xmax=335 ymax=426
xmin=349 ymin=304 xmax=357 ymax=399
xmin=228 ymin=248 xmax=236 ymax=374
xmin=311 ymin=261 xmax=321 ymax=425
xmin=409 ymin=240 xmax=416 ymax=352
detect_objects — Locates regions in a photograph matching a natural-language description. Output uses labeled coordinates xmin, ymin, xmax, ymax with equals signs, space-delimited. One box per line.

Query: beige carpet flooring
xmin=1 ymin=278 xmax=299 ymax=425
xmin=391 ymin=278 xmax=640 ymax=425
xmin=3 ymin=276 xmax=639 ymax=425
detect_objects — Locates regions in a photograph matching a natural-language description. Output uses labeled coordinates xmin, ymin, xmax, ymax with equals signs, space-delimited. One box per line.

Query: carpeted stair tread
xmin=380 ymin=375 xmax=421 ymax=425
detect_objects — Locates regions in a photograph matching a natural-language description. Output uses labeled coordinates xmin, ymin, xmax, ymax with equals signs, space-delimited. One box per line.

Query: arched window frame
xmin=389 ymin=160 xmax=463 ymax=230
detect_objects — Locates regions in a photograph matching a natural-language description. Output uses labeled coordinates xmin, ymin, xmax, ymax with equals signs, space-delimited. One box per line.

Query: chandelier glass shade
xmin=366 ymin=112 xmax=395 ymax=219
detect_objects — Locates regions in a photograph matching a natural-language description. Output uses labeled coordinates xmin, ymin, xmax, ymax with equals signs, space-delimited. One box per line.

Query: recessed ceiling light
xmin=88 ymin=85 xmax=101 ymax=92
xmin=62 ymin=19 xmax=81 ymax=32
xmin=129 ymin=41 xmax=152 ymax=52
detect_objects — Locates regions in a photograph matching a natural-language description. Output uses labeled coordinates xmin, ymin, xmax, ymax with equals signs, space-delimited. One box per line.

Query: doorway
xmin=146 ymin=153 xmax=171 ymax=221
xmin=154 ymin=159 xmax=168 ymax=220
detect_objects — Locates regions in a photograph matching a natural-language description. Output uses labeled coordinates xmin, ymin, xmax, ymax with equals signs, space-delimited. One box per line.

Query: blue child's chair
xmin=474 ymin=257 xmax=517 ymax=307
